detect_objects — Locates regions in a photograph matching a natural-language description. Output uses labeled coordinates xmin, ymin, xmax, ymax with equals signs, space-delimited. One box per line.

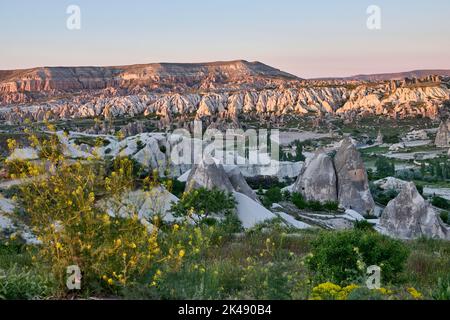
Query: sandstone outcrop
xmin=379 ymin=182 xmax=449 ymax=240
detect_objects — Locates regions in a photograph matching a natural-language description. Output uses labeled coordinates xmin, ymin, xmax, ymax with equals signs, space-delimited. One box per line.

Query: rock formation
xmin=225 ymin=166 xmax=259 ymax=202
xmin=184 ymin=157 xmax=261 ymax=203
xmin=1 ymin=61 xmax=449 ymax=123
xmin=376 ymin=129 xmax=383 ymax=144
xmin=379 ymin=182 xmax=449 ymax=240
xmin=334 ymin=138 xmax=375 ymax=214
xmin=435 ymin=120 xmax=450 ymax=147
xmin=185 ymin=158 xmax=235 ymax=193
xmin=292 ymin=152 xmax=337 ymax=203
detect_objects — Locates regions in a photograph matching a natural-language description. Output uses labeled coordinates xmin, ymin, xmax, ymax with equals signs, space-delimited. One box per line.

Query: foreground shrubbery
xmin=306 ymin=230 xmax=410 ymax=285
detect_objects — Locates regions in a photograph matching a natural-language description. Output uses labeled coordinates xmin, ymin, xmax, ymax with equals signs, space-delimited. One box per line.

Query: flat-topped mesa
xmin=334 ymin=138 xmax=375 ymax=215
xmin=0 ymin=60 xmax=299 ymax=95
xmin=292 ymin=152 xmax=337 ymax=203
xmin=379 ymin=182 xmax=449 ymax=240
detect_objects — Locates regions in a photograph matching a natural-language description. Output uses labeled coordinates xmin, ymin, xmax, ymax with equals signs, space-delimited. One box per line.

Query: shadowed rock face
xmin=379 ymin=182 xmax=449 ymax=240
xmin=185 ymin=157 xmax=260 ymax=202
xmin=334 ymin=138 xmax=375 ymax=215
xmin=292 ymin=152 xmax=337 ymax=203
xmin=185 ymin=158 xmax=234 ymax=193
xmin=226 ymin=167 xmax=259 ymax=202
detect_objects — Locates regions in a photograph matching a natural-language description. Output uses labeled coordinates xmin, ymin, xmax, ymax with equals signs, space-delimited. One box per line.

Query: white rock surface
xmin=379 ymin=182 xmax=449 ymax=240
xmin=233 ymin=191 xmax=277 ymax=229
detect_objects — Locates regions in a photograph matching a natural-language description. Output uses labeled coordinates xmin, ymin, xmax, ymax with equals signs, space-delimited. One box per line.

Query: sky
xmin=0 ymin=0 xmax=449 ymax=78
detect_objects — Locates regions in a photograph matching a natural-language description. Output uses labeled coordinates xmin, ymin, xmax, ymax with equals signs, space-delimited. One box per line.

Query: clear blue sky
xmin=0 ymin=0 xmax=449 ymax=78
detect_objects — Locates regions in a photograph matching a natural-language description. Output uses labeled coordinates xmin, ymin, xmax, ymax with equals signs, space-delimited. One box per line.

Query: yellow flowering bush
xmin=407 ymin=287 xmax=423 ymax=299
xmin=5 ymin=128 xmax=189 ymax=295
xmin=310 ymin=282 xmax=359 ymax=300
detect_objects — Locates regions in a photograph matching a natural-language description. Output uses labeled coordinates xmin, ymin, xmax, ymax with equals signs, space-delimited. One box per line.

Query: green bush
xmin=440 ymin=211 xmax=449 ymax=224
xmin=375 ymin=157 xmax=395 ymax=178
xmin=292 ymin=192 xmax=307 ymax=209
xmin=432 ymin=196 xmax=450 ymax=210
xmin=323 ymin=201 xmax=339 ymax=211
xmin=171 ymin=187 xmax=236 ymax=224
xmin=262 ymin=187 xmax=283 ymax=207
xmin=291 ymin=193 xmax=339 ymax=212
xmin=353 ymin=220 xmax=375 ymax=232
xmin=306 ymin=230 xmax=409 ymax=285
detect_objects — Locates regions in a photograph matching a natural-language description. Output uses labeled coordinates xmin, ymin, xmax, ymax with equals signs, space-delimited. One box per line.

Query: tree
xmin=375 ymin=157 xmax=395 ymax=178
xmin=171 ymin=187 xmax=236 ymax=224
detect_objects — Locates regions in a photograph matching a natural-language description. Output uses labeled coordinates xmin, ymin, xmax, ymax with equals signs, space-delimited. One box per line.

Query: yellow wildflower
xmin=407 ymin=287 xmax=422 ymax=299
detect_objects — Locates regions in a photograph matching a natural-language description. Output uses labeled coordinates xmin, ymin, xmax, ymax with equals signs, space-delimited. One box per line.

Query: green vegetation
xmin=171 ymin=187 xmax=236 ymax=224
xmin=306 ymin=230 xmax=409 ymax=284
xmin=261 ymin=187 xmax=283 ymax=207
xmin=1 ymin=122 xmax=449 ymax=300
xmin=375 ymin=157 xmax=396 ymax=179
xmin=370 ymin=184 xmax=399 ymax=206
xmin=291 ymin=192 xmax=339 ymax=212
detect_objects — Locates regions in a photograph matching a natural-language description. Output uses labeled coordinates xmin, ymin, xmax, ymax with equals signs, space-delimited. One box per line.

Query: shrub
xmin=262 ymin=187 xmax=283 ymax=207
xmin=171 ymin=187 xmax=236 ymax=224
xmin=440 ymin=211 xmax=449 ymax=224
xmin=291 ymin=192 xmax=307 ymax=210
xmin=323 ymin=201 xmax=339 ymax=211
xmin=353 ymin=220 xmax=375 ymax=232
xmin=7 ymin=130 xmax=194 ymax=296
xmin=308 ymin=200 xmax=323 ymax=211
xmin=306 ymin=230 xmax=409 ymax=285
xmin=431 ymin=196 xmax=450 ymax=210
xmin=246 ymin=176 xmax=285 ymax=190
xmin=310 ymin=282 xmax=359 ymax=300
xmin=291 ymin=193 xmax=339 ymax=212
xmin=375 ymin=157 xmax=395 ymax=178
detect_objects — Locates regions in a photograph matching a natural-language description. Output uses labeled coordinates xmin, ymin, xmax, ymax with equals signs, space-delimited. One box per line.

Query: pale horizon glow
xmin=1 ymin=0 xmax=449 ymax=78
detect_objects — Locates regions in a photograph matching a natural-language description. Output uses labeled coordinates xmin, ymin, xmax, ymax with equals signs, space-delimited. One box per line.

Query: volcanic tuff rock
xmin=292 ymin=152 xmax=337 ymax=203
xmin=334 ymin=138 xmax=375 ymax=215
xmin=225 ymin=166 xmax=259 ymax=202
xmin=379 ymin=182 xmax=449 ymax=240
xmin=184 ymin=156 xmax=260 ymax=202
xmin=0 ymin=60 xmax=297 ymax=97
xmin=435 ymin=120 xmax=450 ymax=147
xmin=1 ymin=61 xmax=449 ymax=123
xmin=185 ymin=157 xmax=235 ymax=193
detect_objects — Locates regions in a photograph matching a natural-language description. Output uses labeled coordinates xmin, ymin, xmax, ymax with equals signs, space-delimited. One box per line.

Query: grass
xmin=1 ymin=227 xmax=448 ymax=300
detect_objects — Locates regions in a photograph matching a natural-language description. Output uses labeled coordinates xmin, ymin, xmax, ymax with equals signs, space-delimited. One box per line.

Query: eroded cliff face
xmin=1 ymin=61 xmax=449 ymax=123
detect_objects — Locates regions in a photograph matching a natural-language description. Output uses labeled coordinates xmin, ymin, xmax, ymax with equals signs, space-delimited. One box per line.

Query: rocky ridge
xmin=1 ymin=61 xmax=449 ymax=124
